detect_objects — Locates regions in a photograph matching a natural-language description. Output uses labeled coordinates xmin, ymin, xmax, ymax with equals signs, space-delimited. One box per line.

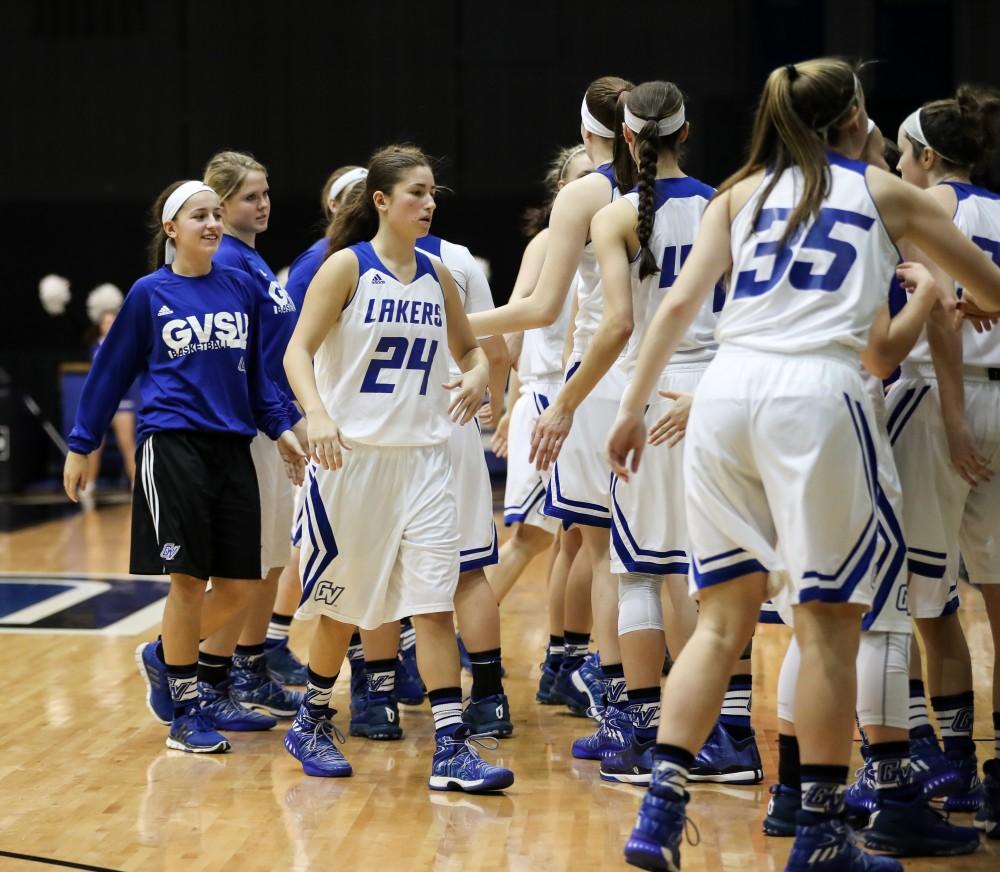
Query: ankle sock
xmin=720 ymin=672 xmax=753 ymax=740
xmin=602 ymin=661 xmax=627 ymax=707
xmin=266 ymin=613 xmax=292 ymax=644
xmin=778 ymin=733 xmax=801 ymax=791
xmin=652 ymin=743 xmax=694 ymax=797
xmin=166 ymin=662 xmax=199 ymax=717
xmin=562 ymin=630 xmax=590 ymax=669
xmin=234 ymin=642 xmax=266 ymax=666
xmin=305 ymin=668 xmax=336 ymax=716
xmin=628 ymin=686 xmax=661 ymax=744
xmin=931 ymin=691 xmax=975 ymax=756
xmin=468 ymin=647 xmax=504 ymax=701
xmin=364 ymin=658 xmax=397 ymax=704
xmin=196 ymin=651 xmax=232 ymax=688
xmin=868 ymin=741 xmax=917 ymax=801
xmin=800 ymin=764 xmax=848 ymax=819
xmin=428 ymin=687 xmax=464 ymax=739
xmin=547 ymin=635 xmax=565 ymax=670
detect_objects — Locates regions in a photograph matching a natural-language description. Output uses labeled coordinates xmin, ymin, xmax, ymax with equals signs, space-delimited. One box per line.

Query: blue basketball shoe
xmin=349 ymin=664 xmax=368 ymax=722
xmin=396 ymin=647 xmax=425 ymax=706
xmin=863 ymin=795 xmax=981 ymax=856
xmin=688 ymin=723 xmax=763 ymax=784
xmin=350 ymin=697 xmax=403 ymax=741
xmin=601 ymin=738 xmax=654 ymax=785
xmin=909 ymin=732 xmax=965 ymax=799
xmin=429 ymin=732 xmax=514 ymax=793
xmin=975 ymin=758 xmax=1000 ymax=838
xmin=263 ymin=638 xmax=308 ymax=686
xmin=229 ymin=656 xmax=304 ymax=718
xmin=624 ymin=770 xmax=694 ymax=871
xmin=553 ymin=654 xmax=603 ymax=718
xmin=571 ymin=703 xmax=631 ymax=760
xmin=135 ymin=641 xmax=173 ymax=725
xmin=941 ymin=751 xmax=984 ymax=812
xmin=536 ymin=656 xmax=561 ymax=704
xmin=284 ymin=707 xmax=352 ymax=777
xmin=762 ymin=784 xmax=800 ymax=837
xmin=463 ymin=693 xmax=513 ymax=738
xmin=786 ymin=816 xmax=902 ymax=871
xmin=166 ymin=705 xmax=231 ymax=754
xmin=844 ymin=760 xmax=878 ymax=824
xmin=198 ymin=680 xmax=276 ymax=731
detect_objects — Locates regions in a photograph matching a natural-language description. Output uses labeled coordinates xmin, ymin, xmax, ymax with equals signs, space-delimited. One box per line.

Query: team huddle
xmin=63 ymin=55 xmax=1000 ymax=871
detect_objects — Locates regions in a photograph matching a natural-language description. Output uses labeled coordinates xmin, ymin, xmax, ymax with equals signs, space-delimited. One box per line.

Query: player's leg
xmin=488 ymin=522 xmax=553 ymax=603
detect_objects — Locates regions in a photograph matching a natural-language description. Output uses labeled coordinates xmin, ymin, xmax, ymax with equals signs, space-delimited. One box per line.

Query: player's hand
xmin=277 ymin=429 xmax=308 ymax=486
xmin=63 ymin=450 xmax=90 ymax=502
xmin=292 ymin=416 xmax=310 ymax=457
xmin=476 ymin=401 xmax=494 ymax=428
xmin=444 ymin=371 xmax=487 ymax=425
xmin=648 ymin=391 xmax=693 ymax=447
xmin=530 ymin=401 xmax=573 ymax=472
xmin=306 ymin=409 xmax=351 ymax=471
xmin=957 ymin=295 xmax=1000 ymax=333
xmin=491 ymin=411 xmax=511 ymax=458
xmin=606 ymin=410 xmax=647 ymax=481
xmin=944 ymin=420 xmax=993 ymax=487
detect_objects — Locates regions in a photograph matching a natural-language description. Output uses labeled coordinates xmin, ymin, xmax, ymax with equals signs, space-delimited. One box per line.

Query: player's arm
xmin=531 ymin=199 xmax=635 ymax=470
xmin=504 ymin=230 xmax=549 ymax=369
xmin=283 ymin=250 xmax=357 ymax=470
xmin=436 ymin=262 xmax=489 ymax=426
xmin=469 ymin=176 xmax=609 ymax=335
xmin=607 ymin=191 xmax=733 ymax=479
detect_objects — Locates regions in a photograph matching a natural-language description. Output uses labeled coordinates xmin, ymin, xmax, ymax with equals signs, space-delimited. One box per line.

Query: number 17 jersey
xmin=721 ymin=153 xmax=898 ymax=355
xmin=314 ymin=241 xmax=451 ymax=446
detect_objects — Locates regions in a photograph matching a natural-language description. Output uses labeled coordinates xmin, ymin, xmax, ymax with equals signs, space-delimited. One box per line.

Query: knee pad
xmin=776 ymin=636 xmax=800 ymax=724
xmin=855 ymin=631 xmax=910 ymax=729
xmin=618 ymin=573 xmax=664 ymax=635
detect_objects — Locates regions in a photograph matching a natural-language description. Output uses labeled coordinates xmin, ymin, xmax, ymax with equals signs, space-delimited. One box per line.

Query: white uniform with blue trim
xmin=545 ymin=163 xmax=627 ymax=527
xmin=686 ymin=154 xmax=897 ymax=612
xmin=416 ymin=234 xmax=499 ymax=571
xmin=503 ymin=268 xmax=575 ymax=533
xmin=888 ymin=182 xmax=1000 ymax=615
xmin=609 ymin=177 xmax=719 ymax=576
xmin=297 ymin=242 xmax=460 ymax=629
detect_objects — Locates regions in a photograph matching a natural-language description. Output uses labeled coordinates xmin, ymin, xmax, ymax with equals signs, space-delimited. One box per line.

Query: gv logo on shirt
xmin=267 ymin=280 xmax=296 ymax=314
xmin=161 ymin=312 xmax=250 ymax=357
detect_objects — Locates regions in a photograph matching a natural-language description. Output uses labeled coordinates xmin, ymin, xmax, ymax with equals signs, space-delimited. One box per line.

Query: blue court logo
xmin=0 ymin=573 xmax=169 ymax=635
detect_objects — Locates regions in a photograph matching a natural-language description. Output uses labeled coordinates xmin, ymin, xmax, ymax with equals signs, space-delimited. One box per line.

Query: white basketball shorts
xmin=545 ymin=358 xmax=627 ymax=528
xmin=610 ymin=364 xmax=707 ymax=576
xmin=295 ymin=443 xmax=460 ymax=630
xmin=685 ymin=347 xmax=879 ymax=612
xmin=250 ymin=431 xmax=296 ymax=576
xmin=449 ymin=419 xmax=499 ymax=572
xmin=503 ymin=382 xmax=561 ymax=533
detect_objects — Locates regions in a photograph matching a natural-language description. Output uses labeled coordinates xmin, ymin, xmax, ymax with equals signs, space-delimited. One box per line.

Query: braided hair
xmin=626 ymin=81 xmax=686 ymax=280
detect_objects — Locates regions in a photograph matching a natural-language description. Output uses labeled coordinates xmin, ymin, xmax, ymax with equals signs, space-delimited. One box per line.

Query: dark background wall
xmin=2 ymin=0 xmax=998 ymax=484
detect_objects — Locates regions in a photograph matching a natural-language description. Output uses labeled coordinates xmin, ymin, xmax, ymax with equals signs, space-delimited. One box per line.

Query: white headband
xmin=328 ymin=167 xmax=368 ymax=203
xmin=901 ymin=107 xmax=963 ymax=166
xmin=866 ymin=117 xmax=876 ymax=135
xmin=581 ymin=95 xmax=615 ymax=139
xmin=162 ymin=181 xmax=215 ymax=265
xmin=624 ymin=103 xmax=686 ymax=137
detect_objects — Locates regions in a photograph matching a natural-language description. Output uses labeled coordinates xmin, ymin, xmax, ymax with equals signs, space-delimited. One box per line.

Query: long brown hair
xmin=718 ymin=58 xmax=862 ymax=243
xmin=146 ymin=180 xmax=187 ymax=271
xmin=325 ymin=145 xmax=431 ymax=258
xmin=626 ymin=81 xmax=686 ymax=280
xmin=584 ymin=75 xmax=636 ymax=191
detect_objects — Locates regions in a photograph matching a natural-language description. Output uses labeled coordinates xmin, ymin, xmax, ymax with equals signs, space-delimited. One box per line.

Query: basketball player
xmin=469 ymin=76 xmax=635 ymax=733
xmin=606 ymin=59 xmax=1000 ymax=870
xmin=65 ymin=180 xmax=305 ymax=753
xmin=894 ymin=86 xmax=1000 ymax=834
xmin=282 ymin=145 xmax=513 ymax=792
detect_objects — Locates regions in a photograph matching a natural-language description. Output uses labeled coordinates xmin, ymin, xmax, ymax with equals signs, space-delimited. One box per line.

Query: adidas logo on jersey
xmin=371 ymin=273 xmax=386 ymax=285
xmin=157 ymin=305 xmax=174 ymax=316
xmin=160 ymin=542 xmax=181 ymax=560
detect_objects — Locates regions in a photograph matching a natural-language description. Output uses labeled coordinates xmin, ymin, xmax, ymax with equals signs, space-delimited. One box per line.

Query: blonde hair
xmin=718 ymin=57 xmax=862 ymax=244
xmin=203 ymin=150 xmax=267 ymax=202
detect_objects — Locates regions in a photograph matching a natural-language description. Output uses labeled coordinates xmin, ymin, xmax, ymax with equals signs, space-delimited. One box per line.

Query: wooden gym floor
xmin=0 ymin=502 xmax=996 ymax=871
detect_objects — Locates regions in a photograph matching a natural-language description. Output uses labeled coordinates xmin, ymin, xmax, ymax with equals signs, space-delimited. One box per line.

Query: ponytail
xmin=583 ymin=76 xmax=635 ymax=189
xmin=146 ymin=180 xmax=187 ymax=271
xmin=635 ymin=126 xmax=660 ymax=280
xmin=718 ymin=58 xmax=861 ymax=244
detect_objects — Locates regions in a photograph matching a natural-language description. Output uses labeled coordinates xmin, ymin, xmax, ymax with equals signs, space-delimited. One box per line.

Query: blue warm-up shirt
xmin=214 ymin=234 xmax=298 ymax=397
xmin=285 ymin=237 xmax=327 ymax=310
xmin=68 ymin=265 xmax=299 ymax=454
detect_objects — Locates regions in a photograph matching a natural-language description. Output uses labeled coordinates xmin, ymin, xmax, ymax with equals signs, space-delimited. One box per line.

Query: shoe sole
xmin=349 ymin=726 xmax=404 ymax=741
xmin=208 ymin=719 xmax=275 ymax=732
xmin=624 ymin=837 xmax=679 ymax=871
xmin=234 ymin=699 xmax=300 ymax=718
xmin=761 ymin=820 xmax=796 ymax=838
xmin=165 ymin=736 xmax=230 ymax=754
xmin=943 ymin=796 xmax=985 ymax=813
xmin=283 ymin=734 xmax=353 ymax=777
xmin=134 ymin=642 xmax=171 ymax=726
xmin=600 ymin=770 xmax=651 ymax=785
xmin=428 ymin=772 xmax=514 ymax=792
xmin=863 ymin=834 xmax=982 ymax=856
xmin=399 ymin=696 xmax=425 ymax=706
xmin=463 ymin=722 xmax=513 ymax=739
xmin=688 ymin=768 xmax=763 ymax=784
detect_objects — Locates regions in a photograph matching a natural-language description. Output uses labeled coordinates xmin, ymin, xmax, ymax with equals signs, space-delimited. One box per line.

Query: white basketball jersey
xmin=314 ymin=242 xmax=451 ymax=446
xmin=951 ymin=182 xmax=1000 ymax=367
xmin=520 ymin=271 xmax=576 ymax=385
xmin=416 ymin=234 xmax=496 ymax=380
xmin=572 ymin=163 xmax=620 ymax=357
xmin=620 ymin=177 xmax=721 ymax=377
xmin=721 ymin=154 xmax=898 ymax=355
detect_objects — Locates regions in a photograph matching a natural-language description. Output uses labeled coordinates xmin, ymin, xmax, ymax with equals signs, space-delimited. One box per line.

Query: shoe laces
xmin=180 ymin=706 xmax=218 ymax=735
xmin=683 ymin=816 xmax=701 ymax=848
xmin=440 ymin=732 xmax=500 ymax=774
xmin=304 ymin=715 xmax=347 ymax=755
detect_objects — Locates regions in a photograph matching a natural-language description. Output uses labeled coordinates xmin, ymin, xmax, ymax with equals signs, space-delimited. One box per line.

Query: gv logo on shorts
xmin=315 ymin=581 xmax=346 ymax=606
xmin=160 ymin=543 xmax=181 ymax=560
